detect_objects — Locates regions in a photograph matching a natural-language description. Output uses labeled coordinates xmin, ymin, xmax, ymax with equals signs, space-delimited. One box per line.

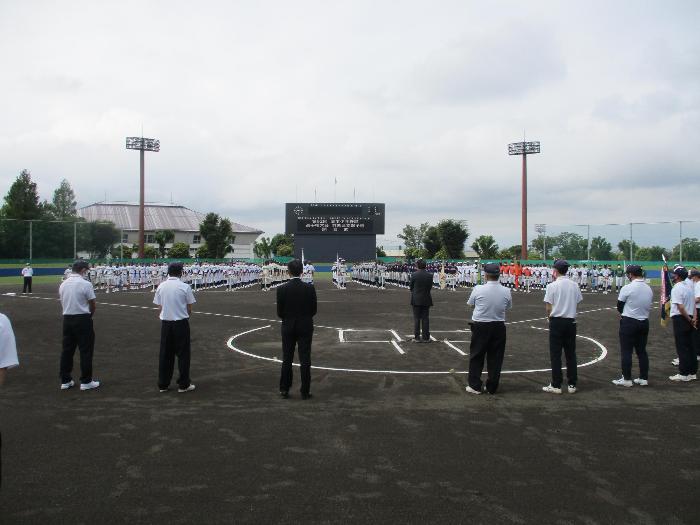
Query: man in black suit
xmin=410 ymin=259 xmax=434 ymax=342
xmin=277 ymin=259 xmax=317 ymax=399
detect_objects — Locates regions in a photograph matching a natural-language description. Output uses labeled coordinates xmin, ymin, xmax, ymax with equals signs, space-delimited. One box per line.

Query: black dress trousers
xmin=280 ymin=318 xmax=313 ymax=395
xmin=548 ymin=317 xmax=577 ymax=388
xmin=468 ymin=321 xmax=507 ymax=394
xmin=60 ymin=314 xmax=95 ymax=384
xmin=158 ymin=319 xmax=191 ymax=390
xmin=619 ymin=317 xmax=649 ymax=380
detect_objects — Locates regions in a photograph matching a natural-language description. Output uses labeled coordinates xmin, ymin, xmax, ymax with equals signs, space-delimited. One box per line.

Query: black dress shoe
xmin=301 ymin=393 xmax=312 ymax=400
xmin=280 ymin=391 xmax=289 ymax=399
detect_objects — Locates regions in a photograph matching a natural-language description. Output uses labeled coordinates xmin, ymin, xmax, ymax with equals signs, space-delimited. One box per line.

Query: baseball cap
xmin=625 ymin=264 xmax=643 ymax=276
xmin=672 ymin=266 xmax=688 ymax=280
xmin=553 ymin=259 xmax=570 ymax=273
xmin=483 ymin=263 xmax=500 ymax=276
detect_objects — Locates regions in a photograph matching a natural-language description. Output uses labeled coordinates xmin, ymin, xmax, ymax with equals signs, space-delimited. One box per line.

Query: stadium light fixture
xmin=509 ymin=140 xmax=540 ymax=260
xmin=535 ymin=223 xmax=546 ymax=260
xmin=126 ymin=136 xmax=160 ymax=258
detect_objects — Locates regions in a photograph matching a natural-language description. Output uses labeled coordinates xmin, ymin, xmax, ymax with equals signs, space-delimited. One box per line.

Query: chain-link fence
xmin=0 ymin=219 xmax=123 ymax=261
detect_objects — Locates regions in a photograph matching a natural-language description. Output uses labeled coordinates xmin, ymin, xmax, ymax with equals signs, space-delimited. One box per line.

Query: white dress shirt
xmin=21 ymin=267 xmax=33 ymax=277
xmin=618 ymin=278 xmax=653 ymax=320
xmin=467 ymin=281 xmax=512 ymax=322
xmin=154 ymin=277 xmax=196 ymax=321
xmin=544 ymin=276 xmax=583 ymax=318
xmin=0 ymin=313 xmax=19 ymax=369
xmin=59 ymin=273 xmax=96 ymax=315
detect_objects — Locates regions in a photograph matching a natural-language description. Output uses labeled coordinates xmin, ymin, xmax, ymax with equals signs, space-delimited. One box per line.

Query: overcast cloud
xmin=1 ymin=0 xmax=699 ymax=249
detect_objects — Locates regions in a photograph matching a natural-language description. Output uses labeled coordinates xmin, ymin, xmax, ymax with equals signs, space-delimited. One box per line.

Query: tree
xmin=376 ymin=245 xmax=386 ymax=257
xmin=168 ymin=242 xmax=191 ymax=259
xmin=199 ymin=213 xmax=235 ymax=258
xmin=497 ymin=245 xmax=521 ymax=259
xmin=554 ymin=232 xmax=588 ymax=259
xmin=635 ymin=245 xmax=669 ymax=261
xmin=110 ymin=244 xmax=133 ymax=259
xmin=1 ymin=169 xmax=43 ymax=220
xmin=616 ymin=240 xmax=639 ymax=259
xmin=589 ymin=236 xmax=613 ymax=260
xmin=154 ymin=230 xmax=175 ymax=258
xmin=49 ymin=179 xmax=77 ymax=220
xmin=270 ymin=233 xmax=294 ymax=256
xmin=142 ymin=244 xmax=158 ymax=259
xmin=254 ymin=237 xmax=273 ymax=259
xmin=277 ymin=244 xmax=293 ymax=257
xmin=433 ymin=247 xmax=450 ymax=260
xmin=422 ymin=226 xmax=441 ymax=259
xmin=81 ymin=222 xmax=119 ymax=258
xmin=672 ymin=238 xmax=700 ymax=261
xmin=529 ymin=235 xmax=558 ymax=260
xmin=436 ymin=219 xmax=469 ymax=259
xmin=398 ymin=223 xmax=429 ymax=259
xmin=471 ymin=235 xmax=499 ymax=259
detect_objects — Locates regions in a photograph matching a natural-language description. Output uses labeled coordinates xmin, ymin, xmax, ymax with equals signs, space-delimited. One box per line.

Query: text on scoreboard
xmin=285 ymin=203 xmax=385 ymax=235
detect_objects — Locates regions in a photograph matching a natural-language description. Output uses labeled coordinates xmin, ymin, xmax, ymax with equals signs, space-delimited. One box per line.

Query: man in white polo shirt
xmin=0 ymin=310 xmax=20 ymax=488
xmin=0 ymin=312 xmax=19 ymax=385
xmin=465 ymin=263 xmax=512 ymax=395
xmin=154 ymin=262 xmax=196 ymax=393
xmin=58 ymin=260 xmax=100 ymax=391
xmin=21 ymin=263 xmax=33 ymax=293
xmin=668 ymin=266 xmax=697 ymax=382
xmin=691 ymin=269 xmax=700 ymax=365
xmin=543 ymin=259 xmax=583 ymax=394
xmin=612 ymin=265 xmax=653 ymax=387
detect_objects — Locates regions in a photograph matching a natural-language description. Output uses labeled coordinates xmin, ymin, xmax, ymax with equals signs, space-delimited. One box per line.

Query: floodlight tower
xmin=535 ymin=223 xmax=547 ymax=260
xmin=508 ymin=140 xmax=540 ymax=260
xmin=126 ymin=136 xmax=160 ymax=258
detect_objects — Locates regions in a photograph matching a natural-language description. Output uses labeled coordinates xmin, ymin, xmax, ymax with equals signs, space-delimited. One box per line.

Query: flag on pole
xmin=660 ymin=255 xmax=672 ymax=327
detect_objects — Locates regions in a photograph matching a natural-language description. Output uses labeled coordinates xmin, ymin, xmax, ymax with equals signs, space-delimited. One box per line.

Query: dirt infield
xmin=1 ymin=280 xmax=698 ymax=524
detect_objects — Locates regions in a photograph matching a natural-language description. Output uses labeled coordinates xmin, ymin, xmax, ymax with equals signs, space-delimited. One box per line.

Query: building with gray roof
xmin=78 ymin=202 xmax=262 ymax=259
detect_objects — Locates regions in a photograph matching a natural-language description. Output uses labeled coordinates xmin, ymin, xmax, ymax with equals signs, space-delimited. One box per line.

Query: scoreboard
xmin=285 ymin=203 xmax=385 ymax=235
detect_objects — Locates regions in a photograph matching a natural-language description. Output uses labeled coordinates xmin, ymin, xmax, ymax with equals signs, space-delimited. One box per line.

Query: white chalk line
xmin=1 ymin=292 xmax=344 ymax=330
xmin=226 ymin=325 xmax=609 ymax=375
xmin=3 ymin=292 xmax=611 ymax=373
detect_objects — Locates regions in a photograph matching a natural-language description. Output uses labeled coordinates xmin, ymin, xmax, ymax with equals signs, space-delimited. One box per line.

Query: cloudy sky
xmin=1 ymin=0 xmax=699 ymax=249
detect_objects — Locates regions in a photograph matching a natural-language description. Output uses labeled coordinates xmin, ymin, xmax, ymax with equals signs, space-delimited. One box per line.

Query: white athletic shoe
xmin=671 ymin=357 xmax=679 ymax=366
xmin=687 ymin=374 xmax=697 ymax=381
xmin=612 ymin=377 xmax=633 ymax=387
xmin=633 ymin=378 xmax=649 ymax=386
xmin=178 ymin=384 xmax=196 ymax=393
xmin=542 ymin=384 xmax=562 ymax=394
xmin=669 ymin=374 xmax=691 ymax=382
xmin=60 ymin=380 xmax=75 ymax=390
xmin=80 ymin=380 xmax=101 ymax=391
xmin=465 ymin=386 xmax=481 ymax=395
xmin=567 ymin=385 xmax=577 ymax=394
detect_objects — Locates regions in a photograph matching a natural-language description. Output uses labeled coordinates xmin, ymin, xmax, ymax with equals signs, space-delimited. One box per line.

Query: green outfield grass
xmin=0 ymin=276 xmax=63 ymax=286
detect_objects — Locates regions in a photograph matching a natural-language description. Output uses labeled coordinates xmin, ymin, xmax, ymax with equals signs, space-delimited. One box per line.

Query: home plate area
xmin=227 ymin=322 xmax=607 ymax=375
